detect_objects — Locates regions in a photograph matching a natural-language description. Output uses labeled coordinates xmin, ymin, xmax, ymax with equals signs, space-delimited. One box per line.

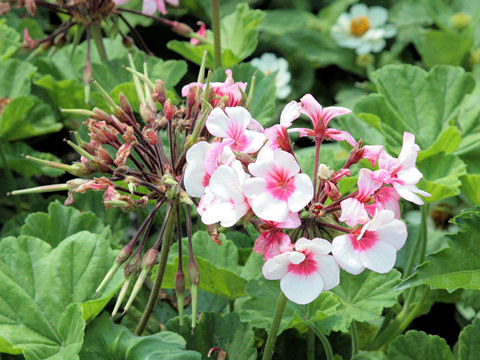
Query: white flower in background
xmin=251 ymin=53 xmax=291 ymax=99
xmin=331 ymin=4 xmax=396 ymax=55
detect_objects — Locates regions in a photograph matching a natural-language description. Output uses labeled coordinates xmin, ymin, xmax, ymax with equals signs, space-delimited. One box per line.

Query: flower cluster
xmin=185 ymin=89 xmax=430 ymax=305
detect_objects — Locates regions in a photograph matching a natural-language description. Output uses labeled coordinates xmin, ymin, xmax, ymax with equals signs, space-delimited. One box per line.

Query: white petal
xmin=280 ymin=271 xmax=324 ymax=305
xmin=359 ymin=241 xmax=397 ymax=273
xmin=243 ymin=129 xmax=267 ymax=153
xmin=287 ymin=173 xmax=314 ymax=212
xmin=280 ymin=101 xmax=301 ymax=127
xmin=350 ymin=3 xmax=368 ymax=17
xmin=263 ymin=253 xmax=290 ymax=279
xmin=375 ymin=219 xmax=407 ymax=250
xmin=243 ymin=178 xmax=289 ymax=222
xmin=368 ymin=6 xmax=388 ymax=27
xmin=393 ymin=183 xmax=424 ymax=205
xmin=273 ymin=150 xmax=300 ymax=177
xmin=288 ymin=251 xmax=306 ymax=264
xmin=332 ymin=235 xmax=365 ymax=275
xmin=315 ymin=255 xmax=340 ymax=290
xmin=209 ymin=165 xmax=238 ymax=200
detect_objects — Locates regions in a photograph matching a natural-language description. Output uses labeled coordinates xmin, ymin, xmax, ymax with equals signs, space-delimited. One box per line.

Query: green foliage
xmin=168 ymin=4 xmax=264 ymax=68
xmin=387 ymin=330 xmax=453 ymax=359
xmin=0 ymin=22 xmax=21 ymax=61
xmin=80 ymin=314 xmax=200 ymax=359
xmin=167 ymin=312 xmax=257 ymax=359
xmin=456 ymin=318 xmax=480 ymax=360
xmin=0 ymin=232 xmax=122 ymax=359
xmin=0 ymin=60 xmax=36 ymax=98
xmin=400 ymin=208 xmax=480 ymax=292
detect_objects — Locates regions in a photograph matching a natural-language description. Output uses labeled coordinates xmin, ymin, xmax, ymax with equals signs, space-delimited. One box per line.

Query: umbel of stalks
xmin=9 ymin=53 xmax=220 ymax=334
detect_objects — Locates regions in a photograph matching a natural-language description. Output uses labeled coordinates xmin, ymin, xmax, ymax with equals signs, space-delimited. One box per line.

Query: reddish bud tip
xmin=164 ymin=100 xmax=174 ymax=121
xmin=154 ymin=79 xmax=166 ymax=105
xmin=142 ymin=248 xmax=159 ymax=271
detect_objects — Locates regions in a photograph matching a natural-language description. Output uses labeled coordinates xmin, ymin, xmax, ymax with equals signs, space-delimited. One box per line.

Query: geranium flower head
xmin=243 ymin=149 xmax=313 ymax=222
xmin=331 ymin=3 xmax=397 ymax=54
xmin=263 ymin=237 xmax=340 ymax=304
xmin=332 ymin=210 xmax=407 ymax=274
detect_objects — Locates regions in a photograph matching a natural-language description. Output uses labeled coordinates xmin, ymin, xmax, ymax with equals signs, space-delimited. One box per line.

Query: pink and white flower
xmin=184 ymin=141 xmax=235 ymax=198
xmin=190 ymin=21 xmax=206 ymax=45
xmin=379 ymin=132 xmax=430 ymax=205
xmin=339 ymin=168 xmax=385 ymax=227
xmin=197 ymin=161 xmax=250 ymax=227
xmin=332 ymin=210 xmax=407 ymax=274
xmin=289 ymin=94 xmax=356 ymax=146
xmin=243 ymin=149 xmax=313 ymax=222
xmin=114 ymin=0 xmax=178 ymax=15
xmin=254 ymin=212 xmax=301 ymax=260
xmin=206 ymin=107 xmax=266 ymax=153
xmin=182 ymin=70 xmax=247 ymax=107
xmin=263 ymin=237 xmax=340 ymax=304
xmin=366 ymin=186 xmax=401 ymax=219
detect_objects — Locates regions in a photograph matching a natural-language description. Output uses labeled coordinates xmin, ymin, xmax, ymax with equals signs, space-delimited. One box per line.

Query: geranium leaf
xmin=387 ymin=330 xmax=453 ymax=360
xmin=80 ymin=314 xmax=200 ymax=359
xmin=399 ymin=208 xmax=480 ymax=292
xmin=166 ymin=312 xmax=257 ymax=360
xmin=0 ymin=59 xmax=36 ymax=98
xmin=456 ymin=318 xmax=480 ymax=360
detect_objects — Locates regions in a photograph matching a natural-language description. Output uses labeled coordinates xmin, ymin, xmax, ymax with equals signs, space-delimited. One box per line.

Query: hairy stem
xmin=350 ymin=320 xmax=359 ymax=359
xmin=211 ymin=0 xmax=222 ymax=68
xmin=262 ymin=292 xmax=288 ymax=360
xmin=135 ymin=204 xmax=176 ymax=335
xmin=309 ymin=325 xmax=335 ymax=360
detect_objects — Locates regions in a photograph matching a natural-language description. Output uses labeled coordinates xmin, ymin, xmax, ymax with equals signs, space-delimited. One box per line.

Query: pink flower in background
xmin=289 ymin=94 xmax=356 ymax=146
xmin=190 ymin=22 xmax=207 ymax=45
xmin=379 ymin=132 xmax=430 ymax=205
xmin=263 ymin=237 xmax=340 ymax=304
xmin=254 ymin=212 xmax=301 ymax=260
xmin=332 ymin=210 xmax=407 ymax=274
xmin=113 ymin=0 xmax=178 ymax=15
xmin=197 ymin=161 xmax=250 ymax=227
xmin=206 ymin=107 xmax=266 ymax=153
xmin=243 ymin=149 xmax=313 ymax=222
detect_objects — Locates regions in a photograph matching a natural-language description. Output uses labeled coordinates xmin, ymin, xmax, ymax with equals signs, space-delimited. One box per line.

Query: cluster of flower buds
xmin=184 ymin=90 xmax=431 ymax=305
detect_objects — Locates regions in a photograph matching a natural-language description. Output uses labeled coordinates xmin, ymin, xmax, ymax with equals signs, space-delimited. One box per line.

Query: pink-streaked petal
xmin=339 ymin=198 xmax=369 ymax=227
xmin=332 ymin=235 xmax=365 ymax=275
xmin=247 ymin=118 xmax=264 ymax=132
xmin=287 ymin=173 xmax=314 ymax=212
xmin=288 ymin=127 xmax=314 ymax=137
xmin=166 ymin=0 xmax=178 ymax=5
xmin=280 ymin=271 xmax=324 ymax=305
xmin=397 ymin=167 xmax=423 ymax=185
xmin=248 ymin=149 xmax=275 ymax=178
xmin=315 ymin=255 xmax=340 ymax=290
xmin=200 ymin=201 xmax=234 ymax=225
xmin=275 ymin=211 xmax=301 ymax=229
xmin=362 ymin=145 xmax=383 ymax=166
xmin=263 ymin=253 xmax=290 ymax=279
xmin=154 ymin=0 xmax=166 ymax=14
xmin=375 ymin=219 xmax=407 ymax=250
xmin=372 ymin=187 xmax=401 ymax=218
xmin=357 ymin=169 xmax=383 ymax=200
xmin=379 ymin=151 xmax=398 ymax=173
xmin=325 ymin=128 xmax=357 ymax=146
xmin=273 ymin=150 xmax=300 ymax=177
xmin=397 ymin=132 xmax=420 ymax=170
xmin=280 ymin=101 xmax=301 ymax=127
xmin=358 ymin=241 xmax=397 ymax=273
xmin=304 ymin=238 xmax=332 ymax=255
xmin=322 ymin=106 xmax=352 ymax=126
xmin=181 ymin=82 xmax=203 ymax=97
xmin=299 ymin=94 xmax=322 ymax=127
xmin=255 ymin=231 xmax=292 ymax=260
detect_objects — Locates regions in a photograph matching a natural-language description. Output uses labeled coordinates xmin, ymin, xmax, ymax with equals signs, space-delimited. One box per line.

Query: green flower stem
xmin=91 ymin=26 xmax=108 ymax=62
xmin=402 ymin=204 xmax=429 ymax=279
xmin=350 ymin=320 xmax=359 ymax=359
xmin=309 ymin=325 xmax=335 ymax=360
xmin=211 ymin=0 xmax=222 ymax=68
xmin=135 ymin=205 xmax=177 ymax=335
xmin=262 ymin=291 xmax=288 ymax=360
xmin=307 ymin=331 xmax=315 ymax=360
xmin=368 ymin=287 xmax=428 ymax=350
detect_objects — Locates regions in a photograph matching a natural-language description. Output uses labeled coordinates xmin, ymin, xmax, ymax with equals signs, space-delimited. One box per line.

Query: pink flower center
xmin=265 ymin=167 xmax=296 ymax=201
xmin=287 ymin=250 xmax=318 ymax=275
xmin=226 ymin=122 xmax=249 ymax=151
xmin=350 ymin=230 xmax=379 ymax=251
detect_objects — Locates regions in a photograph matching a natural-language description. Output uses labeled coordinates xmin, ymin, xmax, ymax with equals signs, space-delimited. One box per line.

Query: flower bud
xmin=324 ymin=181 xmax=341 ymax=201
xmin=188 ymin=260 xmax=200 ymax=286
xmin=140 ymin=101 xmax=155 ymax=124
xmin=356 ymin=53 xmax=375 ymax=68
xmin=142 ymin=248 xmax=158 ymax=271
xmin=122 ymin=35 xmax=134 ymax=47
xmin=164 ymin=99 xmax=174 ymax=121
xmin=154 ymin=79 xmax=166 ymax=105
xmin=450 ymin=12 xmax=470 ymax=30
xmin=114 ymin=143 xmax=133 ymax=167
xmin=175 ymin=269 xmax=186 ymax=325
xmin=23 ymin=28 xmax=37 ymax=50
xmin=96 ymin=146 xmax=114 ymax=166
xmin=170 ymin=21 xmax=194 ymax=37
xmin=119 ymin=93 xmax=135 ymax=120
xmin=317 ymin=164 xmax=333 ymax=180
xmin=124 ymin=253 xmax=142 ymax=278
xmin=187 ymin=86 xmax=197 ymax=110
xmin=179 ymin=190 xmax=194 ymax=206
xmin=143 ymin=128 xmax=157 ymax=145
xmin=116 ymin=244 xmax=134 ymax=265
